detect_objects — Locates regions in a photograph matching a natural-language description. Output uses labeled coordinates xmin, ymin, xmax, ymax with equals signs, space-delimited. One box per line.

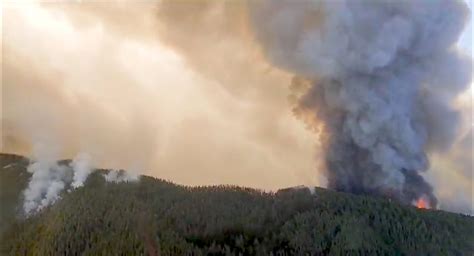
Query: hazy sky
xmin=2 ymin=1 xmax=320 ymax=190
xmin=459 ymin=0 xmax=473 ymax=53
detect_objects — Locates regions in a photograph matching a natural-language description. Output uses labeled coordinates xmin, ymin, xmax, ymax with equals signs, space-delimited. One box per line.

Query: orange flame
xmin=415 ymin=198 xmax=429 ymax=209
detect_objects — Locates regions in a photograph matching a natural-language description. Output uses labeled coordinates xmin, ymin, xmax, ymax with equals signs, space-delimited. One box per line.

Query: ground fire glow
xmin=415 ymin=198 xmax=429 ymax=209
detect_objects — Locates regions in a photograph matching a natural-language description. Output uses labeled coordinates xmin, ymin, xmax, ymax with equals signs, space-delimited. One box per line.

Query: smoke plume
xmin=104 ymin=170 xmax=140 ymax=183
xmin=250 ymin=0 xmax=472 ymax=207
xmin=23 ymin=160 xmax=69 ymax=215
xmin=22 ymin=149 xmax=93 ymax=215
xmin=70 ymin=153 xmax=92 ymax=189
xmin=22 ymin=150 xmax=139 ymax=215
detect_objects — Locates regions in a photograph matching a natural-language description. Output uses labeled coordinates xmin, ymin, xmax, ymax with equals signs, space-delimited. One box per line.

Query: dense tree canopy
xmin=1 ymin=154 xmax=473 ymax=255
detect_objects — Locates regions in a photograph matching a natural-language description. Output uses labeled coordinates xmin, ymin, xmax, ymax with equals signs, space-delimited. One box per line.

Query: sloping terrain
xmin=1 ymin=153 xmax=473 ymax=255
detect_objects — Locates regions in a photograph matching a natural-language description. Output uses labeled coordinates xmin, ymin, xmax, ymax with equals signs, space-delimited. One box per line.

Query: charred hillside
xmin=1 ymin=153 xmax=473 ymax=255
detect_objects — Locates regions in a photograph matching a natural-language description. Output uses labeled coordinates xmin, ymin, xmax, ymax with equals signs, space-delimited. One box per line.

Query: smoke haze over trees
xmin=2 ymin=0 xmax=473 ymax=214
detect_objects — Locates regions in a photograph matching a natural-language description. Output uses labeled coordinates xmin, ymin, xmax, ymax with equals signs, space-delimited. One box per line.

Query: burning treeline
xmin=3 ymin=0 xmax=473 ymax=213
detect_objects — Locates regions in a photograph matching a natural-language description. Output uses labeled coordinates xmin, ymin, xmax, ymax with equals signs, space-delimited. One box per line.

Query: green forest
xmin=1 ymin=153 xmax=473 ymax=255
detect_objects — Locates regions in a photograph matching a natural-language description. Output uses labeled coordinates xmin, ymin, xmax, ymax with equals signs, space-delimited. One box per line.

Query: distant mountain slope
xmin=1 ymin=154 xmax=473 ymax=255
xmin=0 ymin=154 xmax=30 ymax=235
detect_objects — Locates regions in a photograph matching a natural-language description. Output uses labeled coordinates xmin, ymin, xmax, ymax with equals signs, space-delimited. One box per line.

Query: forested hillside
xmin=1 ymin=154 xmax=473 ymax=255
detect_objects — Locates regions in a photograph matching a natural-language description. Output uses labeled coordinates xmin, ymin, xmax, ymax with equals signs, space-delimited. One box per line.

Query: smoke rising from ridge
xmin=23 ymin=158 xmax=69 ymax=215
xmin=71 ymin=153 xmax=93 ymax=189
xmin=2 ymin=0 xmax=473 ymax=213
xmin=104 ymin=170 xmax=140 ymax=183
xmin=250 ymin=0 xmax=472 ymax=207
xmin=22 ymin=149 xmax=139 ymax=215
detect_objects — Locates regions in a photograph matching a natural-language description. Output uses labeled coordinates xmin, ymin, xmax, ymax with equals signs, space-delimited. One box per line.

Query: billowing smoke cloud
xmin=249 ymin=0 xmax=472 ymax=207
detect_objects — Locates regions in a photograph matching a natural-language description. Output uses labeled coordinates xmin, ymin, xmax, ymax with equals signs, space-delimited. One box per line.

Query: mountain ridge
xmin=1 ymin=153 xmax=473 ymax=255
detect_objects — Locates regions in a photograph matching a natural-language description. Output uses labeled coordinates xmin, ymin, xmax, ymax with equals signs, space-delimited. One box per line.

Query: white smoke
xmin=23 ymin=160 xmax=70 ymax=215
xmin=22 ymin=150 xmax=142 ymax=215
xmin=70 ymin=153 xmax=93 ymax=189
xmin=103 ymin=170 xmax=140 ymax=183
xmin=23 ymin=152 xmax=95 ymax=215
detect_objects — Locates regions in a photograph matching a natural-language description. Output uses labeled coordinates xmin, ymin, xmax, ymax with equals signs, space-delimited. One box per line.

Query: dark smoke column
xmin=250 ymin=0 xmax=472 ymax=207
